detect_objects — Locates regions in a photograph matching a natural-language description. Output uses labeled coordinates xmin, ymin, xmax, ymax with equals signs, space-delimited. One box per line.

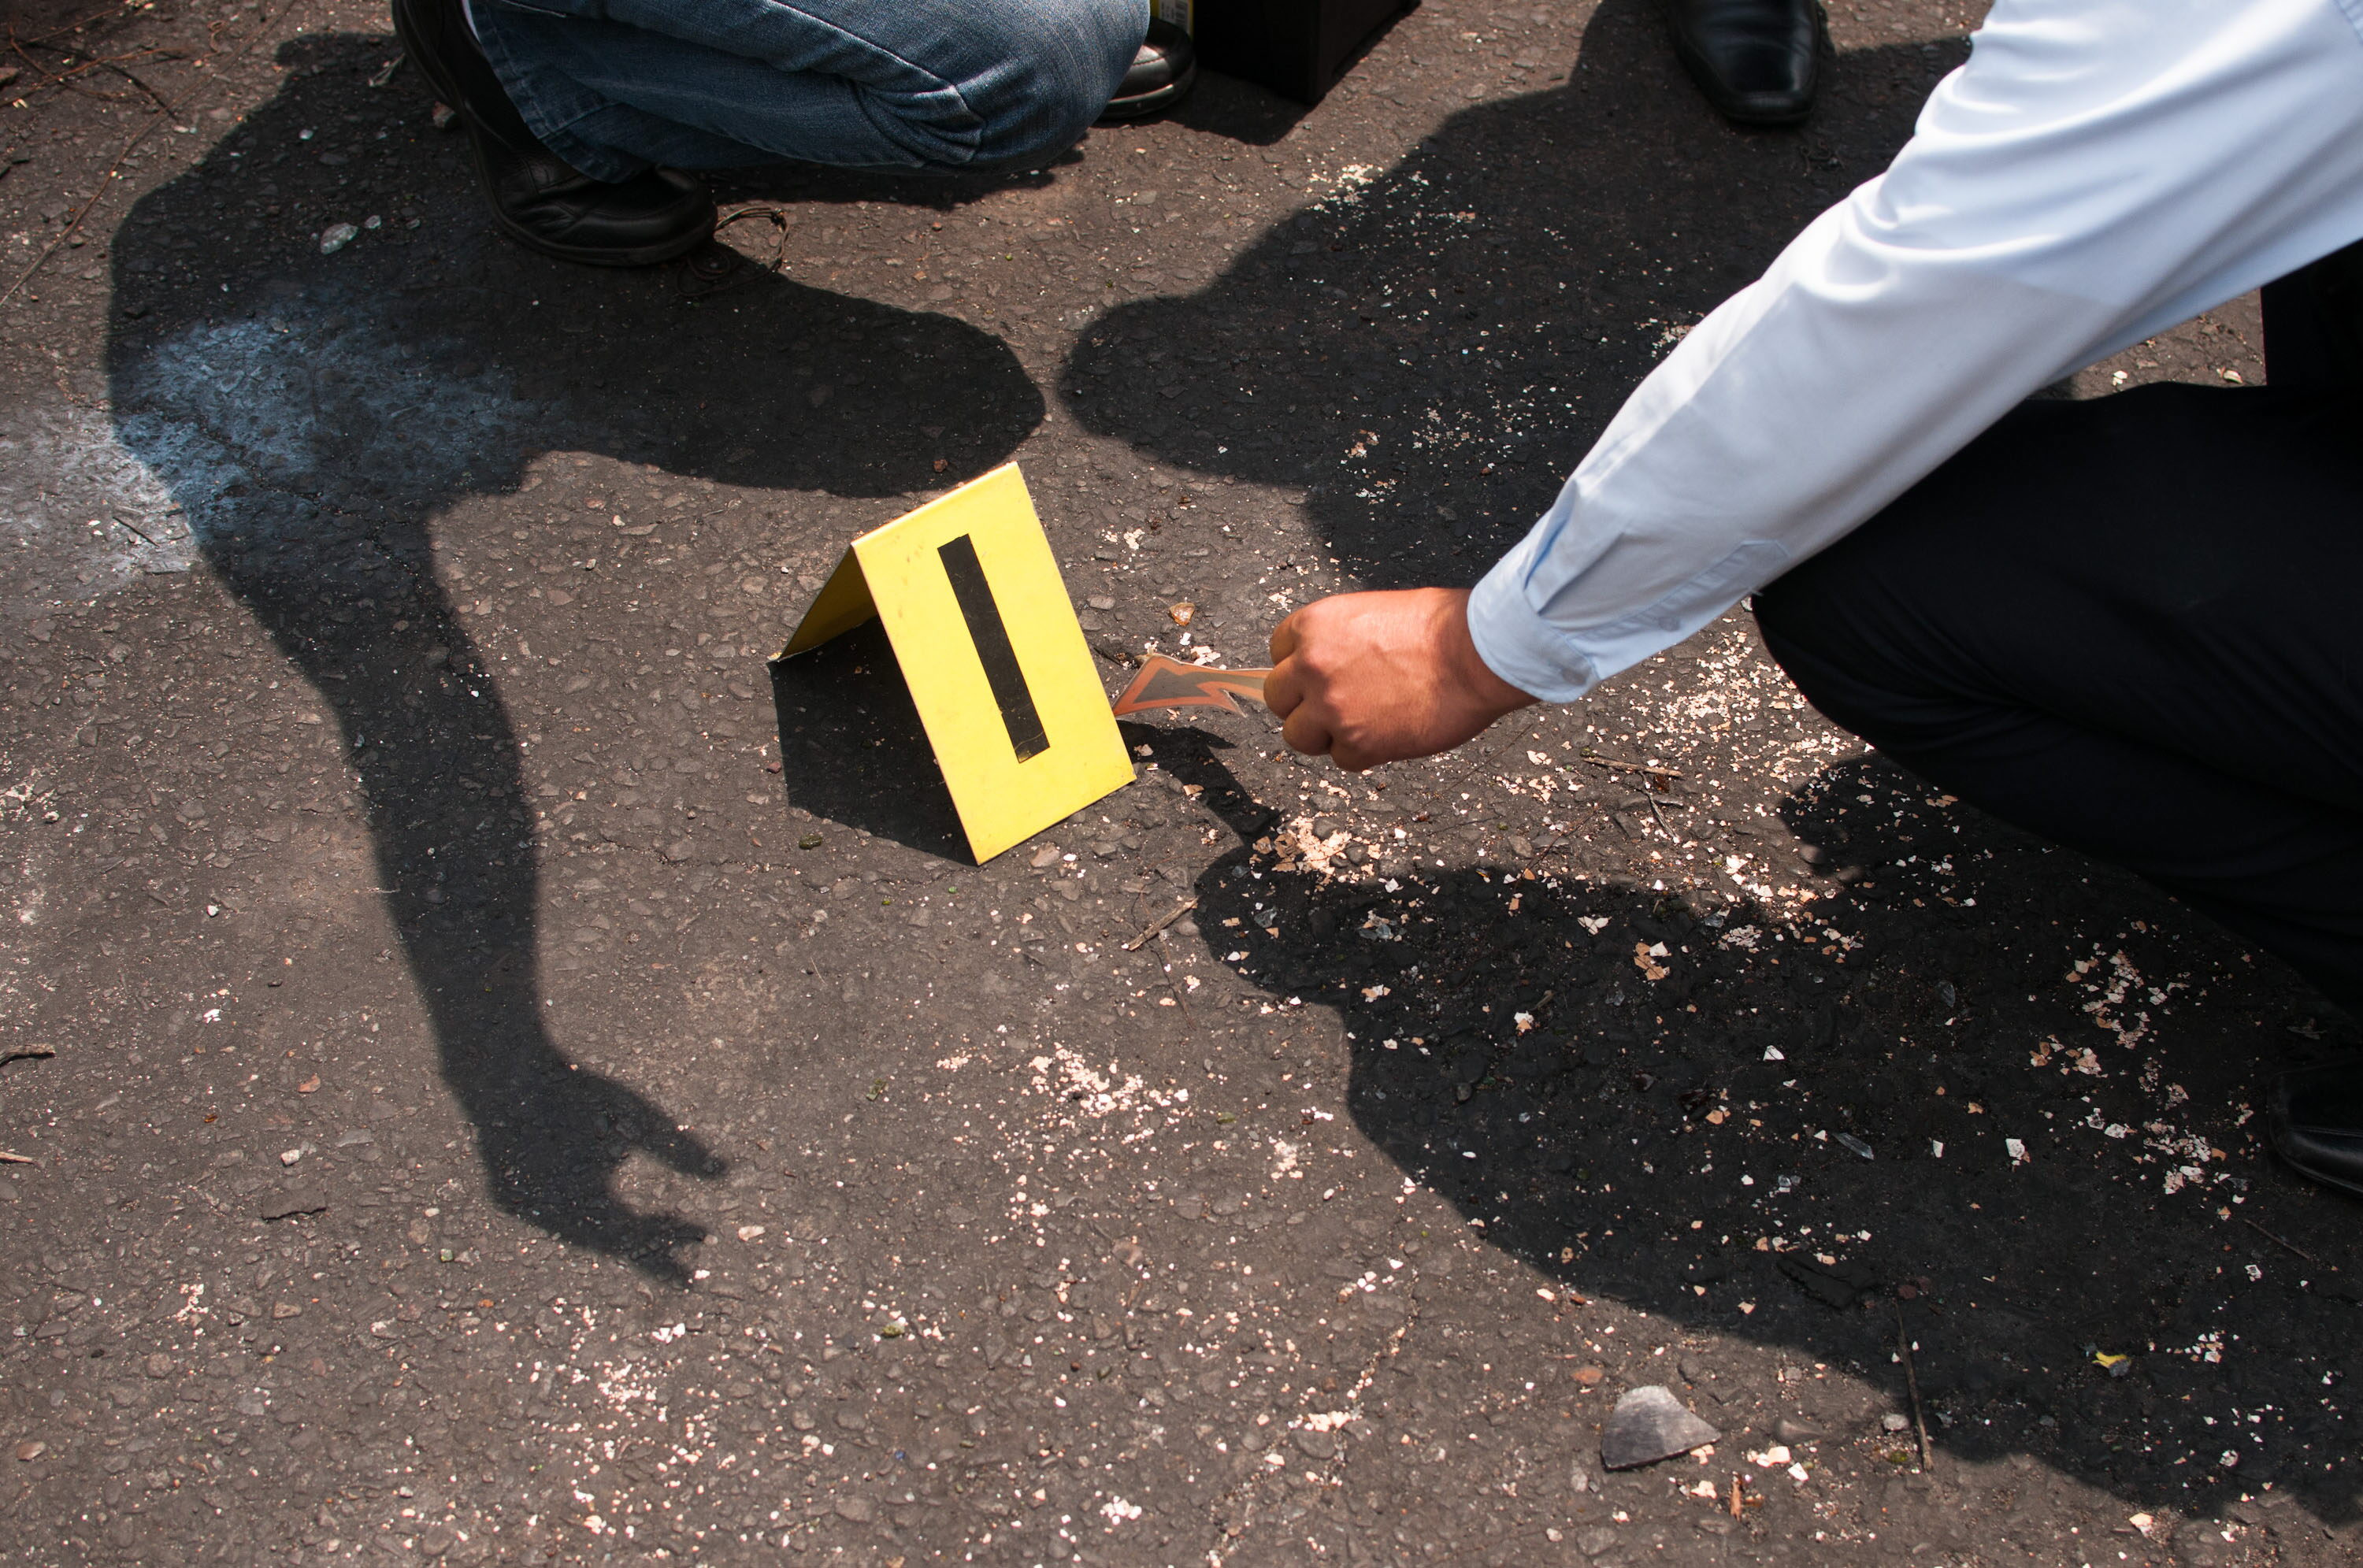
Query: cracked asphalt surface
xmin=1 ymin=0 xmax=2357 ymax=1563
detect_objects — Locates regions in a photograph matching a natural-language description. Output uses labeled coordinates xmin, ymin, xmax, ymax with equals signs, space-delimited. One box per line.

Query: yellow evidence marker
xmin=775 ymin=463 xmax=1133 ymax=863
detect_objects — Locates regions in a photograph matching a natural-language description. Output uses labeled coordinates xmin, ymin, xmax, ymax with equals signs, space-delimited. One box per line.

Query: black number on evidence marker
xmin=937 ymin=534 xmax=1049 ymax=761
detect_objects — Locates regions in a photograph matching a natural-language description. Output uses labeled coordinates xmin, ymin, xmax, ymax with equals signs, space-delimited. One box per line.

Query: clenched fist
xmin=1264 ymin=588 xmax=1536 ymax=771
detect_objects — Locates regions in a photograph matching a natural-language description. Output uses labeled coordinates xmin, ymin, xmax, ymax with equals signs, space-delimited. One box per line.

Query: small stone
xmin=1574 ymin=1525 xmax=1619 ymax=1557
xmin=1292 ymin=1428 xmax=1337 ymax=1459
xmin=1600 ymin=1385 xmax=1719 ymax=1470
xmin=1168 ymin=602 xmax=1196 ymax=626
xmin=1087 ymin=596 xmax=1116 ymax=612
xmin=317 ymin=222 xmax=358 ymax=254
xmin=279 ymin=1147 xmax=303 ymax=1166
xmin=14 ymin=1440 xmax=46 ymax=1462
xmin=832 ymin=1495 xmax=875 ymax=1523
xmin=1774 ymin=1417 xmax=1825 ymax=1444
xmin=143 ymin=1354 xmax=172 ymax=1379
xmin=430 ymin=102 xmax=459 ymax=131
xmin=258 ymin=1184 xmax=327 ymax=1221
xmin=663 ymin=840 xmax=695 ymax=862
xmin=790 ymin=1410 xmax=816 ymax=1432
xmin=271 ymin=1300 xmax=303 ymax=1319
xmin=1571 ymin=1365 xmax=1605 ymax=1388
xmin=1881 ymin=1412 xmax=1910 ymax=1433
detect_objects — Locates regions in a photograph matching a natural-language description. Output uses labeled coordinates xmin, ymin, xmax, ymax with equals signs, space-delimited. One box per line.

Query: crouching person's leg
xmin=1753 ymin=381 xmax=2363 ymax=1199
xmin=473 ymin=0 xmax=1148 ymax=181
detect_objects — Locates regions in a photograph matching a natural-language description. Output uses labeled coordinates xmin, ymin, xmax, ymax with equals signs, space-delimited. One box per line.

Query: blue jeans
xmin=473 ymin=0 xmax=1147 ymax=183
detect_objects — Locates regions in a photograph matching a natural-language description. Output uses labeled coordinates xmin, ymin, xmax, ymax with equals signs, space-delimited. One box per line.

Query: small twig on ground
xmin=1 ymin=115 xmax=163 ymax=306
xmin=97 ymin=57 xmax=175 ymax=116
xmin=1895 ymin=1304 xmax=1933 ymax=1472
xmin=1575 ymin=752 xmax=1682 ymax=780
xmin=367 ymin=51 xmax=404 ymax=87
xmin=2242 ymin=1217 xmax=2319 ymax=1266
xmin=0 ymin=1151 xmax=32 ymax=1165
xmin=1645 ymin=795 xmax=1673 ymax=840
xmin=1123 ymin=898 xmax=1196 ymax=951
xmin=0 ymin=1045 xmax=56 ymax=1068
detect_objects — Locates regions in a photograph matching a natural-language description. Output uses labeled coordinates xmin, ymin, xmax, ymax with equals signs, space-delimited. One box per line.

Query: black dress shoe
xmin=390 ymin=0 xmax=714 ymax=266
xmin=1664 ymin=0 xmax=1821 ymax=126
xmin=1098 ymin=18 xmax=1196 ymax=123
xmin=2270 ymin=1059 xmax=2363 ymax=1197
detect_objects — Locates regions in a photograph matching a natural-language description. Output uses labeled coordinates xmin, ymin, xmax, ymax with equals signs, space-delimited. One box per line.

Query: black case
xmin=1194 ymin=0 xmax=1421 ymax=106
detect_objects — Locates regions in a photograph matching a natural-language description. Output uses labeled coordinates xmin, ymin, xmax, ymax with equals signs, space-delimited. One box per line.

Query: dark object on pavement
xmin=258 ymin=1184 xmax=328 ymax=1221
xmin=389 ymin=0 xmax=713 ymax=265
xmin=1098 ymin=17 xmax=1198 ymax=121
xmin=1775 ymin=1251 xmax=1878 ymax=1309
xmin=1196 ymin=0 xmax=1419 ymax=106
xmin=1660 ymin=0 xmax=1821 ymax=125
xmin=2269 ymin=1058 xmax=2363 ymax=1197
xmin=1601 ymin=1385 xmax=1721 ymax=1470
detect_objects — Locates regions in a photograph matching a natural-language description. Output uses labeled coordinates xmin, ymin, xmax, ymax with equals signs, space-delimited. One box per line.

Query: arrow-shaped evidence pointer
xmin=1110 ymin=654 xmax=1274 ymax=718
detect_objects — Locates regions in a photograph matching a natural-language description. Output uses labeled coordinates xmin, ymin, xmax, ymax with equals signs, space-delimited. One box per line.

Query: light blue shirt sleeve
xmin=1468 ymin=0 xmax=2363 ymax=703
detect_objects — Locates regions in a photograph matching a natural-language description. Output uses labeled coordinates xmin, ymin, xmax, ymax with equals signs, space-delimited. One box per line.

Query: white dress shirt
xmin=1467 ymin=0 xmax=2363 ymax=703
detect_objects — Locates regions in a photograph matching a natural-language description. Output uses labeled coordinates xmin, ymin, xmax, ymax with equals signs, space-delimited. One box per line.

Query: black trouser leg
xmin=1753 ymin=382 xmax=2363 ymax=1006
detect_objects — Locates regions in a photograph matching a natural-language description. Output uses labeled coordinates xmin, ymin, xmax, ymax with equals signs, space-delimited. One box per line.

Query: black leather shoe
xmin=2270 ymin=1059 xmax=2363 ymax=1198
xmin=1098 ymin=18 xmax=1196 ymax=123
xmin=390 ymin=0 xmax=714 ymax=266
xmin=1664 ymin=0 xmax=1821 ymax=126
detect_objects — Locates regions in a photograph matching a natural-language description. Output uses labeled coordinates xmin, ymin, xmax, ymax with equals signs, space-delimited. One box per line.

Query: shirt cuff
xmin=1467 ymin=543 xmax=1601 ymax=706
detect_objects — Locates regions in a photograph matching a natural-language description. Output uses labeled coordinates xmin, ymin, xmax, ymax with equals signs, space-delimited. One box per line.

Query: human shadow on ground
xmin=1143 ymin=720 xmax=2358 ymax=1534
xmin=1041 ymin=0 xmax=2358 ymax=1522
xmin=1061 ymin=0 xmax=1972 ymax=590
xmin=1063 ymin=0 xmax=2357 ymax=1521
xmin=102 ymin=34 xmax=1046 ymax=1280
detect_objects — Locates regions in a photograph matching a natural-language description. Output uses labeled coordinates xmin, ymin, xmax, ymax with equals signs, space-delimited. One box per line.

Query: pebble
xmin=1601 ymin=1385 xmax=1719 ymax=1470
xmin=14 ymin=1440 xmax=45 ymax=1462
xmin=1881 ymin=1412 xmax=1910 ymax=1433
xmin=1773 ymin=1417 xmax=1825 ymax=1444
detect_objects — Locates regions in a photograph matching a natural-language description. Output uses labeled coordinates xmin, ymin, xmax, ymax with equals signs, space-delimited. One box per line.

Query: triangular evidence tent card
xmin=775 ymin=463 xmax=1133 ymax=863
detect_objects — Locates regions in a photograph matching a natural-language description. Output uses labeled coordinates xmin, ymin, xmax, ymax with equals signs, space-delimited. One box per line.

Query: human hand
xmin=1264 ymin=588 xmax=1536 ymax=771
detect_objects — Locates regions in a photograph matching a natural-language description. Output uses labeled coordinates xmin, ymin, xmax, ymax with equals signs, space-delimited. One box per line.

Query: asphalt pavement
xmin=0 ymin=0 xmax=2355 ymax=1563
